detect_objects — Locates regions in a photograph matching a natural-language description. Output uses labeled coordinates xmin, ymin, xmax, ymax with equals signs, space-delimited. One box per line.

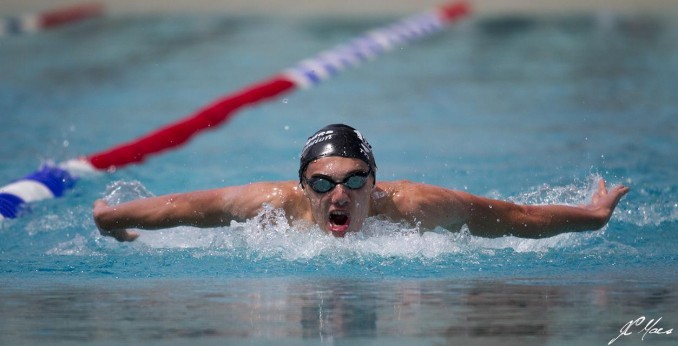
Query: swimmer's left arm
xmin=458 ymin=179 xmax=629 ymax=238
xmin=396 ymin=179 xmax=629 ymax=238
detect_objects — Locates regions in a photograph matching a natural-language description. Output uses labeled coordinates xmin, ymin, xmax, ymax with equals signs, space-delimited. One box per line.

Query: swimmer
xmin=93 ymin=124 xmax=629 ymax=242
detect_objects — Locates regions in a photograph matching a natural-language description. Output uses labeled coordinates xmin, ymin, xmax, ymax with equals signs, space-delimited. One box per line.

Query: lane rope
xmin=0 ymin=2 xmax=104 ymax=37
xmin=0 ymin=1 xmax=470 ymax=220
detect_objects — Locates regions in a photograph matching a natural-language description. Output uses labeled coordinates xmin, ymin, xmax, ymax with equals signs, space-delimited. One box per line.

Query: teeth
xmin=329 ymin=211 xmax=349 ymax=226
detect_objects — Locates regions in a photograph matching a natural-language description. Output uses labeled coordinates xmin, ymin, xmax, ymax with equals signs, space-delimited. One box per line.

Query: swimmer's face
xmin=302 ymin=157 xmax=374 ymax=237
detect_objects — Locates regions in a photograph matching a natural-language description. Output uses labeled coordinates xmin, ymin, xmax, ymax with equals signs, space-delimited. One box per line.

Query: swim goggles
xmin=304 ymin=169 xmax=371 ymax=194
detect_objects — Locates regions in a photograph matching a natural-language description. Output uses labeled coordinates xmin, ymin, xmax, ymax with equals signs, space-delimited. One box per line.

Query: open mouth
xmin=328 ymin=211 xmax=350 ymax=235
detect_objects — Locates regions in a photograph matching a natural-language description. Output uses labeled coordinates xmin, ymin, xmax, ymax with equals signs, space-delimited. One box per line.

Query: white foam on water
xmin=126 ymin=205 xmax=606 ymax=262
xmin=46 ymin=175 xmax=654 ymax=260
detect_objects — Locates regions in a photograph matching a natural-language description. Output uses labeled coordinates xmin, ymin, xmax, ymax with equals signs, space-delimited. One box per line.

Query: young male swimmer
xmin=93 ymin=124 xmax=629 ymax=241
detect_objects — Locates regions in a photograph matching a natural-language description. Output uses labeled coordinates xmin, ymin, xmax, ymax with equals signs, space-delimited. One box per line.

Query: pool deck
xmin=2 ymin=0 xmax=678 ymax=17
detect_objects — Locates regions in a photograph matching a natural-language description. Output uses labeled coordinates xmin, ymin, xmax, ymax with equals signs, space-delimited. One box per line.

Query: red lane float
xmin=0 ymin=1 xmax=471 ymax=220
xmin=88 ymin=77 xmax=296 ymax=169
xmin=39 ymin=2 xmax=104 ymax=29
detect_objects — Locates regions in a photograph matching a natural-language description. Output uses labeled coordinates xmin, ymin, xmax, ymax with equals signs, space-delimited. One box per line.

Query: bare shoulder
xmin=216 ymin=181 xmax=307 ymax=220
xmin=375 ymin=180 xmax=465 ymax=206
xmin=372 ymin=180 xmax=469 ymax=229
xmin=227 ymin=181 xmax=303 ymax=204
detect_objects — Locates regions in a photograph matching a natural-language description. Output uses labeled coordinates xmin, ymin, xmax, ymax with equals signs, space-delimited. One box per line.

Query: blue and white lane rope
xmin=0 ymin=166 xmax=75 ymax=220
xmin=282 ymin=11 xmax=447 ymax=89
xmin=0 ymin=14 xmax=40 ymax=36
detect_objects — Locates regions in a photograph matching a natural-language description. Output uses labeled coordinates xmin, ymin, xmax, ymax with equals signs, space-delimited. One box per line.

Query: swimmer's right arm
xmin=93 ymin=189 xmax=230 ymax=242
xmin=93 ymin=182 xmax=295 ymax=242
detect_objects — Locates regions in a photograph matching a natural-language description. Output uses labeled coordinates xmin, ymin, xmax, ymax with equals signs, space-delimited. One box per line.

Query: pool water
xmin=1 ymin=11 xmax=677 ymax=345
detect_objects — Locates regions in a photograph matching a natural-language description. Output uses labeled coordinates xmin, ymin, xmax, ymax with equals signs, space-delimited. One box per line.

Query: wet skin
xmin=301 ymin=157 xmax=373 ymax=237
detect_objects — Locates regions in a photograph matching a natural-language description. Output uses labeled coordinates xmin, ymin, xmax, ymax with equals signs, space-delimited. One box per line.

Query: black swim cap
xmin=299 ymin=124 xmax=377 ymax=183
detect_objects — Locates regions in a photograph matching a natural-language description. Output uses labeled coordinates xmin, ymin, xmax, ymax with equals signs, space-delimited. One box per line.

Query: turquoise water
xmin=1 ymin=12 xmax=677 ymax=345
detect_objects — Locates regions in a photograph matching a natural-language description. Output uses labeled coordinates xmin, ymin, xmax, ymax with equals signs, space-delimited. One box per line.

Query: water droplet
xmin=284 ymin=125 xmax=290 ymax=131
xmin=62 ymin=140 xmax=69 ymax=148
xmin=282 ymin=98 xmax=288 ymax=104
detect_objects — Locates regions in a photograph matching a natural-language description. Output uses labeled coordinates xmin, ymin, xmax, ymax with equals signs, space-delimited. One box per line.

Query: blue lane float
xmin=0 ymin=166 xmax=76 ymax=220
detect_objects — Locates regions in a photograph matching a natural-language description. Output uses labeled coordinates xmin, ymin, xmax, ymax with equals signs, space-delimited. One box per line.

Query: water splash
xmin=502 ymin=174 xmax=677 ymax=227
xmin=102 ymin=180 xmax=155 ymax=205
xmin=503 ymin=175 xmax=600 ymax=206
xmin=44 ymin=176 xmax=658 ymax=264
xmin=118 ymin=203 xmax=616 ymax=263
xmin=617 ymin=185 xmax=678 ymax=227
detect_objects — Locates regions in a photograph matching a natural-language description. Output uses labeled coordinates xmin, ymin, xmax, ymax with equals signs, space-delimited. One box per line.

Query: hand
xmin=585 ymin=179 xmax=630 ymax=224
xmin=93 ymin=199 xmax=139 ymax=242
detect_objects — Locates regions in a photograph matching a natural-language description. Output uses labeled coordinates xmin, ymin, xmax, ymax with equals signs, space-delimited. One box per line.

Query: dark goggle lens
xmin=310 ymin=179 xmax=334 ymax=193
xmin=308 ymin=172 xmax=369 ymax=193
xmin=344 ymin=175 xmax=368 ymax=189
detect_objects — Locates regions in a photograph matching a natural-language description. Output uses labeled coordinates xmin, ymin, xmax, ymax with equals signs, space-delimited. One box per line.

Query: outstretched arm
xmin=461 ymin=179 xmax=629 ymax=238
xmin=93 ymin=182 xmax=298 ymax=242
xmin=389 ymin=179 xmax=629 ymax=238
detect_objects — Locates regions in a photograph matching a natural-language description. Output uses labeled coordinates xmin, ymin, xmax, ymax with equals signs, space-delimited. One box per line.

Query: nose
xmin=329 ymin=184 xmax=350 ymax=206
